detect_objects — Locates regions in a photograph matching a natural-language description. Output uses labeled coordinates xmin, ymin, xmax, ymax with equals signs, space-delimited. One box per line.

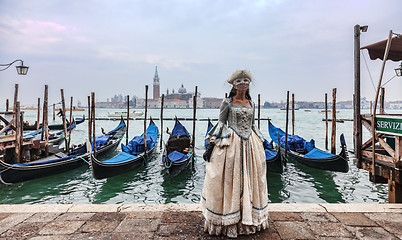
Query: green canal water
xmin=1 ymin=108 xmax=397 ymax=204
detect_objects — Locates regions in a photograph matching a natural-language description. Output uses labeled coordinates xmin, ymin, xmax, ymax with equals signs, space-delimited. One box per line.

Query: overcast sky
xmin=0 ymin=0 xmax=401 ymax=106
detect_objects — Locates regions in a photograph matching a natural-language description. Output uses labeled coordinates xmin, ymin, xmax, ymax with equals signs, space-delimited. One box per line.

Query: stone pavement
xmin=0 ymin=203 xmax=401 ymax=239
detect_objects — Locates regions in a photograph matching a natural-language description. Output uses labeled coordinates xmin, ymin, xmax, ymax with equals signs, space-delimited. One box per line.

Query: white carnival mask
xmin=233 ymin=77 xmax=251 ymax=86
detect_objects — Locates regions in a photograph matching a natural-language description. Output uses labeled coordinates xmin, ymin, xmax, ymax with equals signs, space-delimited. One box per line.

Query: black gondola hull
xmin=0 ymin=119 xmax=125 ymax=184
xmin=90 ymin=144 xmax=157 ymax=179
xmin=281 ymin=146 xmax=349 ymax=173
xmin=266 ymin=151 xmax=284 ymax=174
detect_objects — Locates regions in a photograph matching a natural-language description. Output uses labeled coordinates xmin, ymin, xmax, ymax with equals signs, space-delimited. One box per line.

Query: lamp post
xmin=0 ymin=59 xmax=29 ymax=75
xmin=354 ymin=24 xmax=368 ymax=167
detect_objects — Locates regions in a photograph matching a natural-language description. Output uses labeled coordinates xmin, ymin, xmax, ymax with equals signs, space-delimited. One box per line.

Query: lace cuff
xmin=205 ymin=121 xmax=231 ymax=147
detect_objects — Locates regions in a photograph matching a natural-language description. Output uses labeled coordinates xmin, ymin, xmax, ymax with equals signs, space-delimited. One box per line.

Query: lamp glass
xmin=395 ymin=64 xmax=402 ymax=77
xmin=16 ymin=65 xmax=29 ymax=75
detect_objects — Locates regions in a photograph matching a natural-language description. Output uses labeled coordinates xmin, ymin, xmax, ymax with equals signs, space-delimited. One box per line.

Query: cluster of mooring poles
xmin=0 ymin=84 xmax=80 ymax=164
xmin=354 ymin=24 xmax=402 ymax=203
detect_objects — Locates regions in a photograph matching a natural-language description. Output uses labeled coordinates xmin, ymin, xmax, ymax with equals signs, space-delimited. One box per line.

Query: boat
xmin=22 ymin=116 xmax=85 ymax=131
xmin=204 ymin=118 xmax=214 ymax=148
xmin=90 ymin=119 xmax=158 ymax=179
xmin=263 ymin=137 xmax=285 ymax=174
xmin=319 ymin=110 xmax=339 ymax=113
xmin=268 ymin=120 xmax=349 ymax=173
xmin=0 ymin=119 xmax=126 ymax=184
xmin=204 ymin=119 xmax=284 ymax=173
xmin=56 ymin=107 xmax=85 ymax=111
xmin=107 ymin=111 xmax=143 ymax=118
xmin=162 ymin=118 xmax=193 ymax=177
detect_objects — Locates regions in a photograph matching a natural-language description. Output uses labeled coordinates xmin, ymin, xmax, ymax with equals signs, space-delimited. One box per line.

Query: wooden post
xmin=15 ymin=102 xmax=21 ymax=163
xmin=5 ymin=99 xmax=9 ymax=111
xmin=371 ymin=30 xmax=393 ymax=178
xmin=325 ymin=93 xmax=328 ymax=150
xmin=292 ymin=93 xmax=295 ymax=135
xmin=36 ymin=98 xmax=41 ymax=134
xmin=258 ymin=94 xmax=261 ymax=129
xmin=192 ymin=86 xmax=198 ymax=166
xmin=67 ymin=96 xmax=73 ymax=152
xmin=354 ymin=24 xmax=363 ymax=166
xmin=53 ymin=103 xmax=56 ymax=120
xmin=12 ymin=84 xmax=19 ymax=134
xmin=43 ymin=85 xmax=49 ymax=156
xmin=13 ymin=84 xmax=19 ymax=112
xmin=144 ymin=86 xmax=148 ymax=156
xmin=126 ymin=95 xmax=130 ymax=146
xmin=160 ymin=94 xmax=164 ymax=148
xmin=331 ymin=88 xmax=337 ymax=154
xmin=285 ymin=91 xmax=289 ymax=158
xmin=87 ymin=96 xmax=92 ymax=149
xmin=91 ymin=92 xmax=96 ymax=157
xmin=380 ymin=87 xmax=385 ymax=114
xmin=60 ymin=89 xmax=69 ymax=153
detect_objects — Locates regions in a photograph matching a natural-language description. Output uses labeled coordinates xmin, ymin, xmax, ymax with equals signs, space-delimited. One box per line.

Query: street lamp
xmin=395 ymin=62 xmax=402 ymax=77
xmin=0 ymin=59 xmax=29 ymax=75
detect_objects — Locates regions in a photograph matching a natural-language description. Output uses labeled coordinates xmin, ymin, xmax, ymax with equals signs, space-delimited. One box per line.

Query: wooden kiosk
xmin=354 ymin=26 xmax=402 ymax=203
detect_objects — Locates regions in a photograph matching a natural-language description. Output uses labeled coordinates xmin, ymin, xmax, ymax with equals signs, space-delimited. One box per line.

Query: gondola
xmin=162 ymin=118 xmax=193 ymax=177
xmin=204 ymin=119 xmax=284 ymax=173
xmin=90 ymin=119 xmax=158 ymax=179
xmin=263 ymin=138 xmax=285 ymax=174
xmin=204 ymin=118 xmax=214 ymax=149
xmin=0 ymin=118 xmax=126 ymax=184
xmin=22 ymin=116 xmax=85 ymax=131
xmin=268 ymin=120 xmax=349 ymax=173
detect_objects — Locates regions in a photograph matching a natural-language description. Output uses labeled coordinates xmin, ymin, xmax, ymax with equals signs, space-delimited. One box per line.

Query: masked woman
xmin=201 ymin=70 xmax=269 ymax=238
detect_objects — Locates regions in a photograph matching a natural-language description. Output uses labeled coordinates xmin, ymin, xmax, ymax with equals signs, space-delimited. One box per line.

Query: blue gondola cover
xmin=304 ymin=148 xmax=335 ymax=159
xmin=164 ymin=150 xmax=188 ymax=163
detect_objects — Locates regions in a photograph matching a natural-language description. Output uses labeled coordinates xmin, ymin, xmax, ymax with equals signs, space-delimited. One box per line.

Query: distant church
xmin=151 ymin=66 xmax=199 ymax=103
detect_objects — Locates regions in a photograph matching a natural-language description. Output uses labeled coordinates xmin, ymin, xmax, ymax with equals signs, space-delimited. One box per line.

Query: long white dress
xmin=201 ymin=98 xmax=269 ymax=238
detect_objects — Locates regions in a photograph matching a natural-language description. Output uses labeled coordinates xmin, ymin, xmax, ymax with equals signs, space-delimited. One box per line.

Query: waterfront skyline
xmin=1 ymin=0 xmax=401 ymax=106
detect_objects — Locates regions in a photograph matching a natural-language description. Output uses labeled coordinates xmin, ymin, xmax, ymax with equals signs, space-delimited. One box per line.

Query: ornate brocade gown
xmin=201 ymin=98 xmax=269 ymax=238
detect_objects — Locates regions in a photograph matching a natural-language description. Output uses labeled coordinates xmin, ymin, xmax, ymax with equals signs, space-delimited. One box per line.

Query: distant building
xmin=203 ymin=97 xmax=223 ymax=108
xmin=153 ymin=66 xmax=160 ymax=100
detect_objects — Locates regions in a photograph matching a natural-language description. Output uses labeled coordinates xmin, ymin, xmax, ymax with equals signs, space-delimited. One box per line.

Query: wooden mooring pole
xmin=192 ymin=86 xmax=198 ymax=166
xmin=160 ymin=94 xmax=164 ymax=149
xmin=91 ymin=92 xmax=96 ymax=157
xmin=53 ymin=103 xmax=56 ymax=121
xmin=5 ymin=99 xmax=9 ymax=111
xmin=144 ymin=86 xmax=148 ymax=156
xmin=258 ymin=94 xmax=261 ymax=129
xmin=285 ymin=91 xmax=289 ymax=158
xmin=380 ymin=87 xmax=385 ymax=114
xmin=331 ymin=88 xmax=337 ymax=154
xmin=292 ymin=93 xmax=295 ymax=136
xmin=36 ymin=98 xmax=41 ymax=134
xmin=42 ymin=85 xmax=49 ymax=156
xmin=15 ymin=102 xmax=21 ymax=163
xmin=325 ymin=93 xmax=328 ymax=150
xmin=60 ymin=89 xmax=69 ymax=153
xmin=87 ymin=96 xmax=92 ymax=149
xmin=126 ymin=95 xmax=130 ymax=146
xmin=67 ymin=96 xmax=73 ymax=152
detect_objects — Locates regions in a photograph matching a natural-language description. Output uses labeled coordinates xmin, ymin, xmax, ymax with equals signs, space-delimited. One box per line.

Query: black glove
xmin=203 ymin=143 xmax=215 ymax=162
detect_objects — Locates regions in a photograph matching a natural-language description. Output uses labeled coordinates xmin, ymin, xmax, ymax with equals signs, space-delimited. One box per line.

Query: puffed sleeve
xmin=205 ymin=98 xmax=231 ymax=147
xmin=251 ymin=101 xmax=265 ymax=142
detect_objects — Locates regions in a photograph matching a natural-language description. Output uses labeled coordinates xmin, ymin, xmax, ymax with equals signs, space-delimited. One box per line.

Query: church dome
xmin=178 ymin=84 xmax=187 ymax=94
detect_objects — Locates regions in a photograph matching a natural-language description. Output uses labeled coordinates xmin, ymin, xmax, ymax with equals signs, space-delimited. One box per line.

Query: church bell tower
xmin=153 ymin=66 xmax=160 ymax=100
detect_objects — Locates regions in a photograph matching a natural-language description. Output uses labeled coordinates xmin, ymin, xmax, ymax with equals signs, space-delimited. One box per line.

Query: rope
xmin=141 ymin=154 xmax=148 ymax=167
xmin=361 ymin=50 xmax=377 ymax=92
xmin=77 ymin=156 xmax=90 ymax=165
xmin=164 ymin=157 xmax=172 ymax=168
xmin=188 ymin=152 xmax=197 ymax=163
